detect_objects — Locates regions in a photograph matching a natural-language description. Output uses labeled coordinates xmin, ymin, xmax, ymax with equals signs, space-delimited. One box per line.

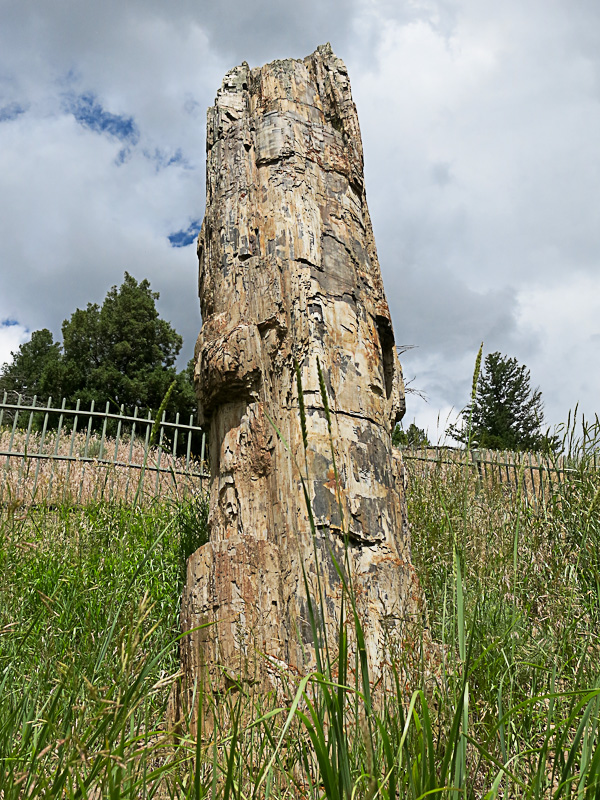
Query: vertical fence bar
xmin=124 ymin=405 xmax=139 ymax=504
xmin=154 ymin=410 xmax=166 ymax=497
xmin=528 ymin=452 xmax=538 ymax=511
xmin=47 ymin=398 xmax=67 ymax=505
xmin=185 ymin=414 xmax=193 ymax=470
xmin=503 ymin=451 xmax=510 ymax=487
xmin=98 ymin=401 xmax=110 ymax=461
xmin=16 ymin=396 xmax=37 ymax=503
xmin=32 ymin=397 xmax=52 ymax=504
xmin=1 ymin=394 xmax=23 ymax=504
xmin=548 ymin=456 xmax=556 ymax=500
xmin=63 ymin=399 xmax=80 ymax=505
xmin=200 ymin=430 xmax=206 ymax=493
xmin=173 ymin=413 xmax=180 ymax=459
xmin=538 ymin=455 xmax=546 ymax=510
xmin=0 ymin=391 xmax=6 ymax=502
xmin=136 ymin=410 xmax=153 ymax=504
xmin=517 ymin=453 xmax=527 ymax=506
xmin=520 ymin=452 xmax=528 ymax=506
xmin=481 ymin=451 xmax=489 ymax=490
xmin=512 ymin=457 xmax=519 ymax=498
xmin=95 ymin=401 xmax=111 ymax=503
xmin=108 ymin=404 xmax=125 ymax=504
xmin=172 ymin=412 xmax=180 ymax=494
xmin=185 ymin=415 xmax=195 ymax=497
xmin=78 ymin=400 xmax=95 ymax=504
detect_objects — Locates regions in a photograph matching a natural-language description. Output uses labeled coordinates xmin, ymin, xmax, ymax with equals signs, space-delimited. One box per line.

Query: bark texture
xmin=180 ymin=44 xmax=423 ymax=709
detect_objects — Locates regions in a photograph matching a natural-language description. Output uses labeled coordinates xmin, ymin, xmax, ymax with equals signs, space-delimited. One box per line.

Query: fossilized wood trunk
xmin=180 ymin=44 xmax=423 ymax=713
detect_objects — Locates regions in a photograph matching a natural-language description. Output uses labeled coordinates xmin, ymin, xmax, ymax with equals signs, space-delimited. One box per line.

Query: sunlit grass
xmin=1 ymin=405 xmax=600 ymax=796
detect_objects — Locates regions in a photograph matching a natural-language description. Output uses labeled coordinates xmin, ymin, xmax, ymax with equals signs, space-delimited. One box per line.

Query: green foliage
xmin=448 ymin=350 xmax=550 ymax=451
xmin=392 ymin=421 xmax=430 ymax=448
xmin=405 ymin=426 xmax=600 ymax=798
xmin=175 ymin=493 xmax=210 ymax=582
xmin=0 ymin=272 xmax=197 ymax=420
xmin=550 ymin=409 xmax=600 ymax=593
xmin=0 ymin=328 xmax=63 ymax=401
xmin=2 ymin=404 xmax=600 ymax=795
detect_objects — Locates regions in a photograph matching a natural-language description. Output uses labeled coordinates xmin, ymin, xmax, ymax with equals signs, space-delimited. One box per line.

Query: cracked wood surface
xmin=180 ymin=44 xmax=424 ymax=710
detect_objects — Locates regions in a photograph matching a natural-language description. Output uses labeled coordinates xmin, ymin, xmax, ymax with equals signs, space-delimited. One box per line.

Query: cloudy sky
xmin=1 ymin=0 xmax=599 ymax=440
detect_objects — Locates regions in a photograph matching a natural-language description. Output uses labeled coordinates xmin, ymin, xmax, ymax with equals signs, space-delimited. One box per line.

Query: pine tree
xmin=392 ymin=422 xmax=430 ymax=448
xmin=448 ymin=351 xmax=546 ymax=451
xmin=0 ymin=273 xmax=197 ymax=419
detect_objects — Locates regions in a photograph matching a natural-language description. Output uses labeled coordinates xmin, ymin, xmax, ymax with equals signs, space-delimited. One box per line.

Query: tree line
xmin=2 ymin=275 xmax=553 ymax=452
xmin=0 ymin=273 xmax=197 ymax=421
xmin=395 ymin=350 xmax=554 ymax=452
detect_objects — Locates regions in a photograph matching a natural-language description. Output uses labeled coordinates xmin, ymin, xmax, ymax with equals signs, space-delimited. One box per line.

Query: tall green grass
xmin=1 ymin=392 xmax=600 ymax=796
xmin=0 ymin=497 xmax=208 ymax=797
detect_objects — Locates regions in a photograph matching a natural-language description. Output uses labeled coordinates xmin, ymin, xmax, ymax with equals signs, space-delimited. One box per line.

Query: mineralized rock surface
xmin=180 ymin=44 xmax=423 ymax=708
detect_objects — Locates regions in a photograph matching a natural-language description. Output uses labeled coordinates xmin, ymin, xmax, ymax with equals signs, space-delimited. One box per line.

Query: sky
xmin=1 ymin=0 xmax=599 ymax=441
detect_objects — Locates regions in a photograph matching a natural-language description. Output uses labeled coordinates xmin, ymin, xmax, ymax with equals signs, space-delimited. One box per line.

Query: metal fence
xmin=401 ymin=446 xmax=588 ymax=510
xmin=0 ymin=394 xmax=208 ymax=508
xmin=3 ymin=393 xmax=591 ymax=511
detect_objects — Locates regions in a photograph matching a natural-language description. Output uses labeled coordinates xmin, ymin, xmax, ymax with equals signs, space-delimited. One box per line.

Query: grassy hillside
xmin=1 ymin=425 xmax=599 ymax=797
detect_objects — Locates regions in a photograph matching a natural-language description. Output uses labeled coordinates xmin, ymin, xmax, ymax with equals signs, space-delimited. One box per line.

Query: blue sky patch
xmin=0 ymin=102 xmax=28 ymax=123
xmin=144 ymin=147 xmax=191 ymax=172
xmin=115 ymin=146 xmax=133 ymax=166
xmin=65 ymin=91 xmax=139 ymax=145
xmin=168 ymin=219 xmax=202 ymax=247
xmin=1 ymin=319 xmax=20 ymax=327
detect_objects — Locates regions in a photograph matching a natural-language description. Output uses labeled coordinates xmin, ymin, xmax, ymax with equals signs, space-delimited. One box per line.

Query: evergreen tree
xmin=0 ymin=328 xmax=64 ymax=402
xmin=392 ymin=422 xmax=430 ymax=448
xmin=0 ymin=273 xmax=197 ymax=419
xmin=447 ymin=351 xmax=547 ymax=451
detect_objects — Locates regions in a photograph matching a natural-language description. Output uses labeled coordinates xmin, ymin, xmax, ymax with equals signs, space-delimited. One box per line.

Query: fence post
xmin=77 ymin=399 xmax=95 ymax=504
xmin=470 ymin=448 xmax=483 ymax=491
xmin=0 ymin=395 xmax=212 ymax=508
xmin=47 ymin=398 xmax=67 ymax=504
xmin=124 ymin=405 xmax=139 ymax=503
xmin=63 ymin=398 xmax=80 ymax=505
xmin=16 ymin=395 xmax=37 ymax=503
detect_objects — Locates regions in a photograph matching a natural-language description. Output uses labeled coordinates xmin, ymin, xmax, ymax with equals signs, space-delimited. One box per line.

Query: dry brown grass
xmin=403 ymin=445 xmax=572 ymax=508
xmin=0 ymin=427 xmax=207 ymax=507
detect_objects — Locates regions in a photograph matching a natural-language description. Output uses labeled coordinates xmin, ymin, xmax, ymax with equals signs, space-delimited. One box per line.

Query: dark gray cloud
xmin=0 ymin=0 xmax=599 ymax=436
xmin=187 ymin=0 xmax=360 ymax=65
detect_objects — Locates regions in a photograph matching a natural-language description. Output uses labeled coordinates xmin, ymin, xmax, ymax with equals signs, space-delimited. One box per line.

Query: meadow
xmin=1 ymin=413 xmax=600 ymax=797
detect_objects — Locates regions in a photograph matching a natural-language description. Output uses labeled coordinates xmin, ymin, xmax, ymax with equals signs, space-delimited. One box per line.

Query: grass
xmin=0 ymin=497 xmax=208 ymax=797
xmin=0 ymin=426 xmax=206 ymax=507
xmin=1 ymin=402 xmax=600 ymax=796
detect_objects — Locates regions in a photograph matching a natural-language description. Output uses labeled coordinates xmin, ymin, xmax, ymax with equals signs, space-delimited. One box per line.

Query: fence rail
xmin=4 ymin=394 xmax=593 ymax=511
xmin=401 ymin=445 xmax=591 ymax=509
xmin=0 ymin=394 xmax=208 ymax=508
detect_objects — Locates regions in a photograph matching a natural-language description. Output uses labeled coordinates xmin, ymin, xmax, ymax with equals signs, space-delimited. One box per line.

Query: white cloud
xmin=517 ymin=275 xmax=600 ymax=426
xmin=347 ymin=0 xmax=600 ymax=430
xmin=0 ymin=0 xmax=598 ymax=432
xmin=0 ymin=322 xmax=29 ymax=369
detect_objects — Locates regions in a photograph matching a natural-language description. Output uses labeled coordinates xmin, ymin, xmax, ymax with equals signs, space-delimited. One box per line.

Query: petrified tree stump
xmin=180 ymin=44 xmax=423 ymax=710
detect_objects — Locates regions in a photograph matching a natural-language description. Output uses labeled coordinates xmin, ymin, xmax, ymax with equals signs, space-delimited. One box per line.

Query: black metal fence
xmin=0 ymin=394 xmax=208 ymax=507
